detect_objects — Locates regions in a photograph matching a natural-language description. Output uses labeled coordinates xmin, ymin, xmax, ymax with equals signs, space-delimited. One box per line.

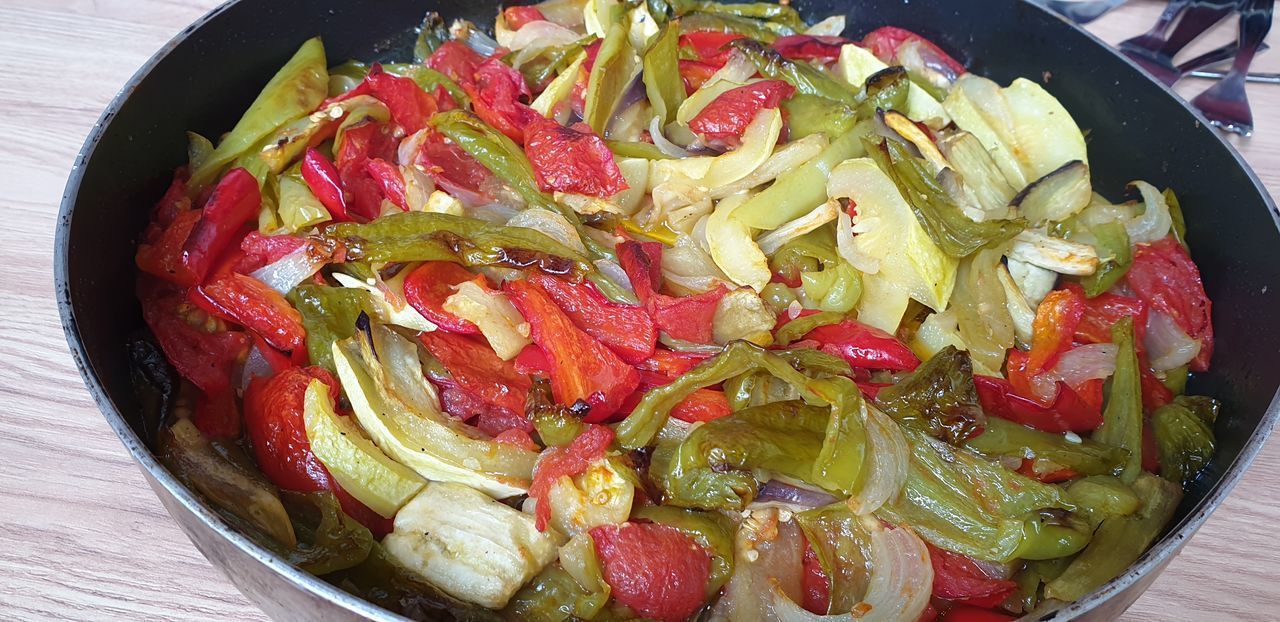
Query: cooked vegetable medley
xmin=132 ymin=1 xmax=1219 ymax=619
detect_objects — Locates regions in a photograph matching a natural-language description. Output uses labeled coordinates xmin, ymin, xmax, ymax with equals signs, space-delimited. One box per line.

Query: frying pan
xmin=54 ymin=0 xmax=1280 ymax=619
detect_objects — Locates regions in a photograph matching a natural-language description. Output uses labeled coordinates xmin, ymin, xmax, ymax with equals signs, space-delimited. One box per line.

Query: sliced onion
xmin=593 ymin=259 xmax=634 ymax=295
xmin=650 ymin=117 xmax=692 ymax=158
xmin=506 ymin=20 xmax=580 ymax=52
xmin=1126 ymin=181 xmax=1173 ymax=244
xmin=768 ymin=525 xmax=933 ymax=622
xmin=467 ymin=202 xmax=522 ymax=224
xmin=1145 ymin=309 xmax=1201 ymax=371
xmin=846 ymin=402 xmax=909 ymax=515
xmin=711 ymin=50 xmax=760 ymax=84
xmin=1049 ymin=343 xmax=1119 ymax=387
xmin=249 ymin=246 xmax=327 ymax=294
xmin=897 ymin=38 xmax=961 ymax=91
xmin=534 ymin=0 xmax=587 ymax=28
xmin=506 ymin=208 xmax=587 ymax=253
xmin=836 ymin=209 xmax=881 ymax=274
xmin=662 ymin=233 xmax=731 ymax=294
xmin=239 ymin=345 xmax=274 ymax=394
xmin=710 ymin=133 xmax=826 ymax=200
xmin=709 ymin=508 xmax=805 ymax=620
xmin=449 ymin=19 xmax=499 ymax=56
xmin=804 ymin=15 xmax=846 ymax=36
xmin=757 ymin=200 xmax=839 ymax=255
xmin=755 ymin=480 xmax=838 ymax=510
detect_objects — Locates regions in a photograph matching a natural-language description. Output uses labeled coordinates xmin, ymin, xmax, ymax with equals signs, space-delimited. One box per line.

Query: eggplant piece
xmin=127 ymin=332 xmax=176 ymax=445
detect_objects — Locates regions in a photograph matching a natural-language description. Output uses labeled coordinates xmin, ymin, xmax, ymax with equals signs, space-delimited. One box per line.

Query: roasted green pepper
xmin=729 ymin=39 xmax=860 ymax=106
xmin=288 ymin=284 xmax=372 ymax=374
xmin=332 ymin=541 xmax=501 ymax=622
xmin=876 ymin=346 xmax=986 ymax=444
xmin=1080 ymin=220 xmax=1132 ymax=297
xmin=857 ymin=66 xmax=911 ymax=119
xmin=670 ymin=0 xmax=804 ymax=29
xmin=968 ymin=417 xmax=1129 ymax=477
xmin=1152 ymin=395 xmax=1219 ymax=487
xmin=529 ymin=377 xmax=589 ymax=448
xmin=782 ymin=94 xmax=857 ymax=140
xmin=584 ymin=22 xmax=641 ymax=135
xmin=643 ymin=23 xmax=685 ymax=125
xmin=1093 ymin=317 xmax=1143 ymax=483
xmin=413 ymin=11 xmax=450 ymax=63
xmin=677 ymin=12 xmax=793 ymax=41
xmin=769 ymin=226 xmax=862 ymax=313
xmin=732 ymin=124 xmax=868 ymax=229
xmin=503 ymin=564 xmax=608 ymax=622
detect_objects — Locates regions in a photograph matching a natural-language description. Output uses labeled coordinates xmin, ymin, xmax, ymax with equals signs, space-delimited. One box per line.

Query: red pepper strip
xmin=525 ymin=117 xmax=630 ymax=197
xmin=527 ymin=273 xmax=656 ymax=364
xmin=1027 ymin=288 xmax=1086 ymax=375
xmin=1015 ymin=458 xmax=1080 ymax=484
xmin=670 ymin=389 xmax=733 ymax=423
xmin=1064 ymin=283 xmax=1148 ymax=347
xmin=1141 ymin=366 xmax=1174 ymax=412
xmin=861 ymin=26 xmax=967 ymax=76
xmin=515 ymin=343 xmax=554 ymax=376
xmin=503 ymin=5 xmax=546 ymax=29
xmin=332 ymin=485 xmax=394 ymax=538
xmin=336 ymin=122 xmax=401 ymax=221
xmin=974 ymin=375 xmax=1104 ymax=434
xmin=301 ymin=148 xmax=350 ymax=221
xmin=428 ymin=40 xmax=485 ymax=89
xmin=857 ymin=382 xmax=890 ymax=400
xmin=795 ymin=316 xmax=920 ymax=372
xmin=801 ymin=542 xmax=832 ymax=615
xmin=678 ymin=59 xmax=723 ymax=95
xmin=927 ymin=543 xmax=1018 ymax=609
xmin=616 ymin=241 xmax=728 ymax=344
xmin=636 ymin=349 xmax=710 ymax=382
xmin=199 ymin=273 xmax=307 ymax=353
xmin=439 ymin=386 xmax=534 ymax=435
xmin=419 ymin=331 xmax=531 ymax=415
xmin=688 ymin=80 xmax=795 ymax=146
xmin=138 ymin=276 xmax=250 ymax=396
xmin=137 ymin=209 xmax=202 ymax=286
xmin=529 ymin=424 xmax=615 ymax=530
xmin=505 ymin=279 xmax=642 ymax=422
xmin=251 ymin=332 xmax=295 ymax=374
xmin=180 ymin=168 xmax=262 ymax=283
xmin=402 ymin=261 xmax=484 ymax=334
xmin=464 ymin=58 xmax=538 ymax=144
xmin=1126 ymin=237 xmax=1214 ymax=371
xmin=937 ymin=605 xmax=1017 ymax=622
xmin=364 ymin=158 xmax=409 ymax=211
xmin=679 ymin=31 xmax=748 ymax=66
xmin=241 ymin=231 xmax=308 ymax=265
xmin=770 ymin=34 xmax=850 ymax=62
xmin=193 ymin=390 xmax=241 ymax=440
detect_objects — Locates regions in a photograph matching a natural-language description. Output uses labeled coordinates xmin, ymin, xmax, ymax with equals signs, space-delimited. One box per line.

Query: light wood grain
xmin=0 ymin=1 xmax=1275 ymax=620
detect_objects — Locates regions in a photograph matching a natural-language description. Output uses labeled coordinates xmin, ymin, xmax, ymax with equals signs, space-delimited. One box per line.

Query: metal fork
xmin=1121 ymin=0 xmax=1240 ymax=84
xmin=1190 ymin=0 xmax=1275 ymax=135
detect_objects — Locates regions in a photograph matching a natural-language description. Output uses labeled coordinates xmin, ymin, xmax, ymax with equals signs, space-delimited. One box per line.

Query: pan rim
xmin=52 ymin=0 xmax=1280 ymax=620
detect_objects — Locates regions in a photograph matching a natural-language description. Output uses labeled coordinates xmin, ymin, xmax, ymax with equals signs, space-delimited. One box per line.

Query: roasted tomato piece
xmin=403 ymin=261 xmax=484 ymax=334
xmin=526 ymin=273 xmax=656 ymax=364
xmin=528 ymin=424 xmax=614 ymax=530
xmin=771 ymin=34 xmax=849 ymax=62
xmin=525 ymin=117 xmax=629 ymax=197
xmin=688 ymin=80 xmax=795 ymax=145
xmin=861 ymin=26 xmax=966 ymax=76
xmin=419 ymin=331 xmax=532 ymax=416
xmin=1126 ymin=237 xmax=1213 ymax=371
xmin=243 ymin=366 xmax=340 ymax=492
xmin=200 ymin=273 xmax=307 ymax=353
xmin=591 ymin=521 xmax=713 ymax=622
xmin=137 ymin=276 xmax=249 ymax=396
xmin=927 ymin=543 xmax=1018 ymax=608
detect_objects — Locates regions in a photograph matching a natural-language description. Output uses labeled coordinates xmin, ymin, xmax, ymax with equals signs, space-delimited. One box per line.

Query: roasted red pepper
xmin=199 ymin=273 xmax=308 ymax=353
xmin=791 ymin=315 xmax=920 ymax=371
xmin=403 ymin=261 xmax=485 ymax=334
xmin=770 ymin=34 xmax=850 ymax=62
xmin=428 ymin=40 xmax=485 ymax=88
xmin=413 ymin=131 xmax=495 ymax=205
xmin=1065 ymin=283 xmax=1148 ymax=347
xmin=1015 ymin=458 xmax=1080 ymax=484
xmin=1027 ymin=288 xmax=1086 ymax=374
xmin=679 ymin=31 xmax=748 ymax=66
xmin=137 ymin=277 xmax=249 ymax=396
xmin=617 ymin=240 xmax=729 ymax=344
xmin=419 ymin=331 xmax=532 ymax=416
xmin=193 ymin=389 xmax=241 ymax=440
xmin=181 ymin=168 xmax=262 ymax=283
xmin=505 ymin=279 xmax=642 ymax=422
xmin=927 ymin=543 xmax=1017 ymax=609
xmin=525 ymin=117 xmax=630 ymax=197
xmin=975 ymin=373 xmax=1103 ymax=434
xmin=301 ymin=148 xmax=350 ymax=221
xmin=529 ymin=424 xmax=615 ymax=530
xmin=136 ymin=209 xmax=202 ymax=286
xmin=526 ymin=273 xmax=656 ymax=364
xmin=861 ymin=26 xmax=966 ymax=76
xmin=514 ymin=343 xmax=554 ymax=376
xmin=670 ymin=388 xmax=733 ymax=423
xmin=678 ymin=59 xmax=723 ymax=94
xmin=240 ymin=231 xmax=309 ymax=265
xmin=364 ymin=158 xmax=409 ymax=211
xmin=1126 ymin=237 xmax=1213 ymax=371
xmin=503 ymin=5 xmax=546 ymax=29
xmin=465 ymin=58 xmax=538 ymax=144
xmin=688 ymin=80 xmax=795 ymax=145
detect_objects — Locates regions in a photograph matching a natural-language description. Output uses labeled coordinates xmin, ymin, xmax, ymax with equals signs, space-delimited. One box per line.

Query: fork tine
xmin=1191 ymin=0 xmax=1275 ymax=136
xmin=1119 ymin=0 xmax=1193 ymax=55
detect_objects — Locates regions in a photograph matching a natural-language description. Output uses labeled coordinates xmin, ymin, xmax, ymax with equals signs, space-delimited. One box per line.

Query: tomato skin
xmin=137 ymin=276 xmax=250 ymax=396
xmin=927 ymin=543 xmax=1017 ymax=609
xmin=243 ymin=366 xmax=340 ymax=493
xmin=362 ymin=65 xmax=439 ymax=134
xmin=181 ymin=168 xmax=262 ymax=283
xmin=591 ymin=521 xmax=713 ymax=622
xmin=240 ymin=231 xmax=309 ymax=265
xmin=199 ymin=273 xmax=307 ymax=353
xmin=525 ymin=118 xmax=629 ymax=197
xmin=670 ymin=389 xmax=732 ymax=423
xmin=1065 ymin=283 xmax=1149 ymax=347
xmin=137 ymin=209 xmax=202 ymax=286
xmin=363 ymin=158 xmax=408 ymax=211
xmin=419 ymin=331 xmax=532 ymax=416
xmin=428 ymin=40 xmax=485 ymax=87
xmin=402 ymin=261 xmax=484 ymax=334
xmin=1125 ymin=237 xmax=1213 ymax=371
xmin=801 ymin=542 xmax=832 ymax=614
xmin=1027 ymin=288 xmax=1086 ymax=374
xmin=688 ymin=80 xmax=795 ymax=145
xmin=679 ymin=31 xmax=747 ymax=66
xmin=336 ymin=122 xmax=401 ymax=221
xmin=529 ymin=424 xmax=615 ymax=530
xmin=861 ymin=26 xmax=966 ymax=76
xmin=771 ymin=34 xmax=850 ymax=62
xmin=193 ymin=389 xmax=241 ymax=440
xmin=465 ymin=59 xmax=538 ymax=144
xmin=527 ymin=273 xmax=656 ymax=364
xmin=414 ymin=131 xmax=495 ymax=205
xmin=503 ymin=5 xmax=546 ymax=29
xmin=505 ymin=279 xmax=642 ymax=422
xmin=616 ymin=241 xmax=729 ymax=344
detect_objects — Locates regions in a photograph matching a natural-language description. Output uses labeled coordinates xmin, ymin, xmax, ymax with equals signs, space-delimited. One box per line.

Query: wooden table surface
xmin=1 ymin=1 xmax=1275 ymax=620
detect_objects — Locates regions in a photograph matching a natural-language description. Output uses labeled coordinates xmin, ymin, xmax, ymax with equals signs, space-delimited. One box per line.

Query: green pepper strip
xmin=968 ymin=417 xmax=1129 ymax=477
xmin=867 ymin=138 xmax=1026 ymax=258
xmin=733 ymin=125 xmax=867 ymax=230
xmin=504 ymin=564 xmax=608 ymax=622
xmin=289 ymin=285 xmax=371 ymax=375
xmin=643 ymin=22 xmax=685 ymax=126
xmin=606 ymin=139 xmax=677 ymax=160
xmin=677 ymin=12 xmax=793 ymax=42
xmin=669 ymin=0 xmax=805 ymax=29
xmin=584 ymin=22 xmax=641 ymax=135
xmin=876 ymin=346 xmax=986 ymax=445
xmin=529 ymin=377 xmax=588 ymax=447
xmin=774 ymin=311 xmax=846 ymax=346
xmin=857 ymin=66 xmax=912 ymax=119
xmin=1164 ymin=187 xmax=1189 ymax=250
xmin=1152 ymin=395 xmax=1219 ymax=487
xmin=1044 ymin=473 xmax=1182 ymax=601
xmin=633 ymin=506 xmax=736 ymax=595
xmin=1081 ymin=220 xmax=1132 ymax=297
xmin=1093 ymin=317 xmax=1143 ymax=483
xmin=729 ymin=39 xmax=860 ymax=106
xmin=1065 ymin=475 xmax=1141 ymax=528
xmin=782 ymin=93 xmax=857 ymax=140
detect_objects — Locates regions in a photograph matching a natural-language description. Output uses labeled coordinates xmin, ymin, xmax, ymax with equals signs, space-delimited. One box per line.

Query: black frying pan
xmin=55 ymin=0 xmax=1280 ymax=619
